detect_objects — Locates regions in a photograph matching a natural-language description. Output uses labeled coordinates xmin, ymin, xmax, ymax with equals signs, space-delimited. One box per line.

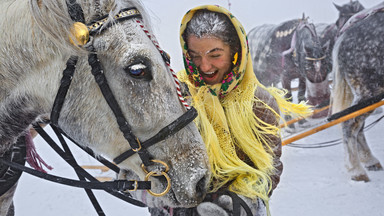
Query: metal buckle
xmin=128 ymin=180 xmax=139 ymax=192
xmin=132 ymin=137 xmax=142 ymax=152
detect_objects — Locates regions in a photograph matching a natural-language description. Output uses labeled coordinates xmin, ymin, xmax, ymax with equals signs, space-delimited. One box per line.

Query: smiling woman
xmin=166 ymin=4 xmax=311 ymax=216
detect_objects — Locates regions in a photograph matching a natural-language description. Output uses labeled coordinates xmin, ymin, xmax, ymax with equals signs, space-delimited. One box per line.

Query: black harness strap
xmin=51 ymin=56 xmax=78 ymax=126
xmin=51 ymin=125 xmax=105 ymax=215
xmin=114 ymin=106 xmax=198 ymax=164
xmin=59 ymin=129 xmax=120 ymax=173
xmin=49 ymin=48 xmax=107 ymax=214
xmin=0 ymin=158 xmax=150 ymax=191
xmin=32 ymin=124 xmax=148 ymax=207
xmin=66 ymin=0 xmax=85 ymax=23
xmin=87 ymin=51 xmax=152 ymax=167
xmin=224 ymin=191 xmax=253 ymax=216
xmin=0 ymin=135 xmax=26 ymax=196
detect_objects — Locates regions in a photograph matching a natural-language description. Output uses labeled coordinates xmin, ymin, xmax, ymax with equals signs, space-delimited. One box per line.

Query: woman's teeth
xmin=204 ymin=71 xmax=215 ymax=75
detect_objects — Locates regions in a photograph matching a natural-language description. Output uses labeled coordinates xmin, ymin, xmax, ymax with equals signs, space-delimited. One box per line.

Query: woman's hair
xmin=182 ymin=9 xmax=240 ymax=55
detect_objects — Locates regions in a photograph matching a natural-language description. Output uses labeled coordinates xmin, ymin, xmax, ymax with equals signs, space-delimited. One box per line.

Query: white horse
xmin=0 ymin=0 xmax=210 ymax=214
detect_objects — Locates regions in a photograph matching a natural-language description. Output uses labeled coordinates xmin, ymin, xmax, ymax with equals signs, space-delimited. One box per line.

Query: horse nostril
xmin=195 ymin=176 xmax=208 ymax=199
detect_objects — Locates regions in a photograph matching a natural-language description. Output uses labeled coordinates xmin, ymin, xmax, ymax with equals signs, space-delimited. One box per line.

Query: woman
xmin=174 ymin=5 xmax=310 ymax=216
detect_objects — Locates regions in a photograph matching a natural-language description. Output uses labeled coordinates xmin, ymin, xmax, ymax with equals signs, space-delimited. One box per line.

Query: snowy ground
xmin=271 ymin=113 xmax=384 ymax=216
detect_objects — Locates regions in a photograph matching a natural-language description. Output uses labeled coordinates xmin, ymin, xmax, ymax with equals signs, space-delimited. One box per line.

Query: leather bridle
xmin=52 ymin=1 xmax=198 ymax=196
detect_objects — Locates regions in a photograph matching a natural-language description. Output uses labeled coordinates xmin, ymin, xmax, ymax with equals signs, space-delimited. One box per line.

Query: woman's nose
xmin=199 ymin=57 xmax=211 ymax=72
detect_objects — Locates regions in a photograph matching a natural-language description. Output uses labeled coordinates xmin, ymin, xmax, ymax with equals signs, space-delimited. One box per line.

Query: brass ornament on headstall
xmin=69 ymin=22 xmax=90 ymax=46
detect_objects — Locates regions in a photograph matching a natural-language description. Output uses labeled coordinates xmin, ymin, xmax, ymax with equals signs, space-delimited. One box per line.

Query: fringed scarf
xmin=178 ymin=4 xmax=311 ymax=205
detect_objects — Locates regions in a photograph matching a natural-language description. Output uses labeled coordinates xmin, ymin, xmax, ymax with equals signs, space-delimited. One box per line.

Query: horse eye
xmin=125 ymin=63 xmax=151 ymax=80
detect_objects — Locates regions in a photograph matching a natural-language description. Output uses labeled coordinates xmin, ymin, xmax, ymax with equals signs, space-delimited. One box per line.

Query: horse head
xmin=1 ymin=0 xmax=210 ymax=209
xmin=294 ymin=19 xmax=327 ymax=83
xmin=334 ymin=0 xmax=365 ymax=30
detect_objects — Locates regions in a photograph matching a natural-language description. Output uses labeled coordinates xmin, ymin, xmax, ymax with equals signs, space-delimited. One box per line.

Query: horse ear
xmin=353 ymin=1 xmax=365 ymax=12
xmin=333 ymin=3 xmax=342 ymax=12
xmin=322 ymin=40 xmax=330 ymax=52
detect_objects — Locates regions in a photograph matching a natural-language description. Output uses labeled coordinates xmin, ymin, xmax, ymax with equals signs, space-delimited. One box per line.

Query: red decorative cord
xmin=135 ymin=19 xmax=191 ymax=110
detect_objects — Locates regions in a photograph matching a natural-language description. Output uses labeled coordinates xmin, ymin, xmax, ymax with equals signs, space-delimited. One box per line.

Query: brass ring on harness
xmin=132 ymin=137 xmax=142 ymax=152
xmin=141 ymin=159 xmax=170 ymax=175
xmin=144 ymin=171 xmax=171 ymax=197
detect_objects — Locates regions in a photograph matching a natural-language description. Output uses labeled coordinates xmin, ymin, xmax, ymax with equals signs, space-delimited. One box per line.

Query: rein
xmin=0 ymin=1 xmax=197 ymax=215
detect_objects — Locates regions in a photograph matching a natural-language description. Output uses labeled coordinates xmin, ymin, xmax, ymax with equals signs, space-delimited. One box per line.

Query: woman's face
xmin=187 ymin=35 xmax=232 ymax=85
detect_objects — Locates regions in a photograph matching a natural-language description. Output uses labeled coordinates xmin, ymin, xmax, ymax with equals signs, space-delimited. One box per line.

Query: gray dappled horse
xmin=248 ymin=17 xmax=327 ymax=120
xmin=332 ymin=2 xmax=384 ymax=182
xmin=0 ymin=0 xmax=211 ymax=214
xmin=314 ymin=1 xmax=365 ymax=116
xmin=316 ymin=1 xmax=365 ymax=90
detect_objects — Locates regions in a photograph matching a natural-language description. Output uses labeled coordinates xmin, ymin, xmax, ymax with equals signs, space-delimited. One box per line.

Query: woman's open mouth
xmin=202 ymin=71 xmax=218 ymax=83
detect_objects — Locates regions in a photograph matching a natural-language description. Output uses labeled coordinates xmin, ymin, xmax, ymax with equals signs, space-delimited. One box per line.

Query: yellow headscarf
xmin=178 ymin=5 xmax=310 ymax=204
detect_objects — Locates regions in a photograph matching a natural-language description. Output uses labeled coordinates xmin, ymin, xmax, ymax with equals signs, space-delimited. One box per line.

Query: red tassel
xmin=25 ymin=131 xmax=53 ymax=173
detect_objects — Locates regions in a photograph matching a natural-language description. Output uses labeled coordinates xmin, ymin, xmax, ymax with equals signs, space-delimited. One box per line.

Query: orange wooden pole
xmin=282 ymin=100 xmax=384 ymax=146
xmin=279 ymin=105 xmax=330 ymax=128
xmin=81 ymin=165 xmax=110 ymax=172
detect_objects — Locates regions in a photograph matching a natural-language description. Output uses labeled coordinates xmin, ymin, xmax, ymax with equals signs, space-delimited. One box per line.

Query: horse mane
xmin=29 ymin=0 xmax=150 ymax=54
xmin=275 ymin=19 xmax=300 ymax=34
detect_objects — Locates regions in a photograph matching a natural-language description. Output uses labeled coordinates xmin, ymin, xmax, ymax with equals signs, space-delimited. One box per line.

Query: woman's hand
xmin=196 ymin=194 xmax=266 ymax=216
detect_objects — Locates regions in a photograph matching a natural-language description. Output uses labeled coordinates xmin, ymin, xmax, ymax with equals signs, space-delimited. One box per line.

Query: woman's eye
xmin=190 ymin=55 xmax=200 ymax=60
xmin=210 ymin=54 xmax=221 ymax=58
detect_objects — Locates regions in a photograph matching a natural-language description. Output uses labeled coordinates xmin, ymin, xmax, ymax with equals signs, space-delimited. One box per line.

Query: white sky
xmin=141 ymin=0 xmax=383 ymax=71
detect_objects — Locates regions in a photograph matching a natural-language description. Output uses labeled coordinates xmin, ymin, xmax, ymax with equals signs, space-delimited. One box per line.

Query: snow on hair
xmin=183 ymin=9 xmax=240 ymax=53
